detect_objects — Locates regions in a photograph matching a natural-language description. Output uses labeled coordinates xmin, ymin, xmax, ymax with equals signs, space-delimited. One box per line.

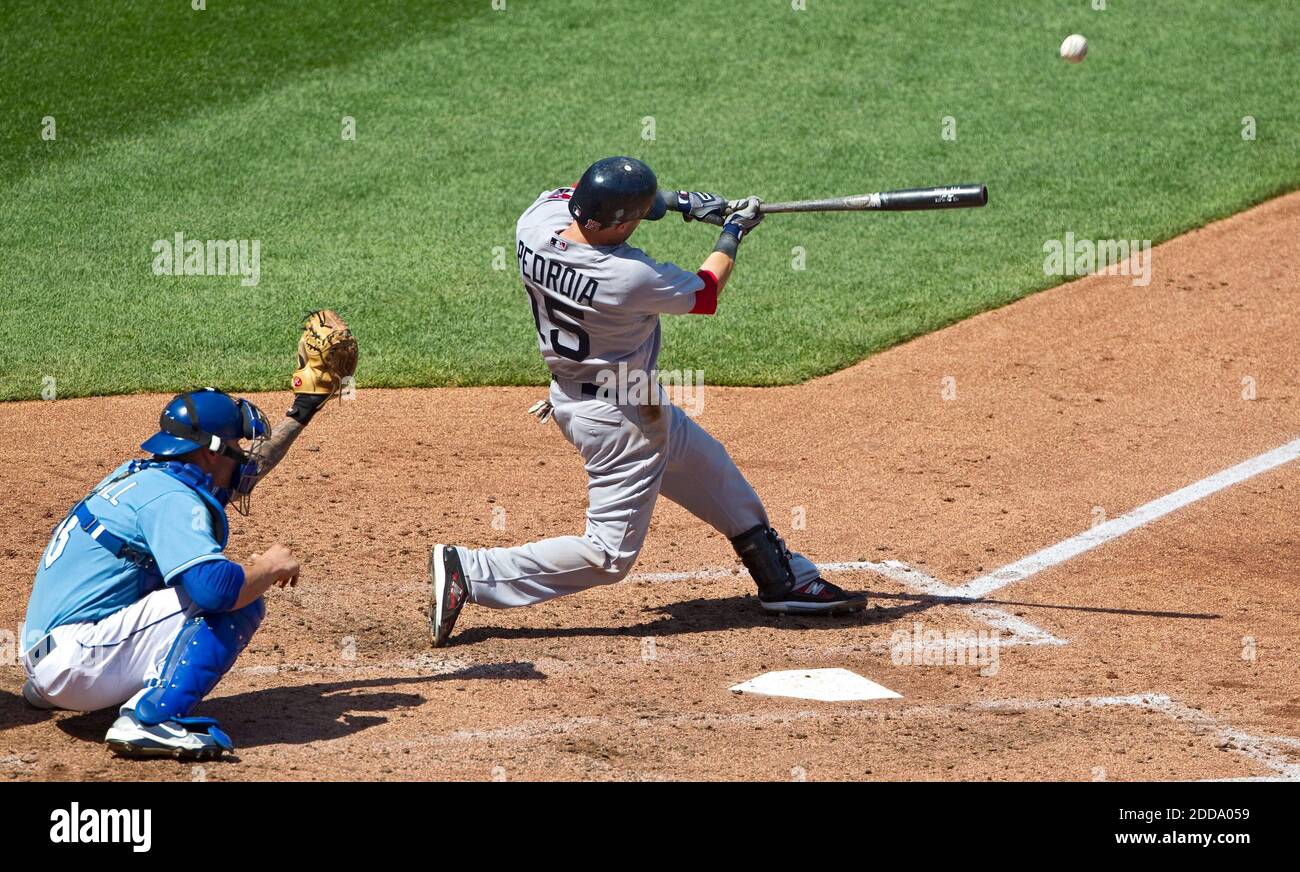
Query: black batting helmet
xmin=569 ymin=156 xmax=667 ymax=230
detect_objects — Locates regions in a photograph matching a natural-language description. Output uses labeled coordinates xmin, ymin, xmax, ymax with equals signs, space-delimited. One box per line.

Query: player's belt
xmin=24 ymin=634 xmax=56 ymax=666
xmin=550 ymin=378 xmax=603 ymax=399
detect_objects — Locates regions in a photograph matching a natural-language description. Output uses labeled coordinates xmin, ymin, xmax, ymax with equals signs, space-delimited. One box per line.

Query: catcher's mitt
xmin=292 ymin=309 xmax=358 ymax=397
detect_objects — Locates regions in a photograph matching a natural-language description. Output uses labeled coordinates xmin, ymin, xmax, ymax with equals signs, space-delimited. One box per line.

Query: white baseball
xmin=1060 ymin=33 xmax=1088 ymax=63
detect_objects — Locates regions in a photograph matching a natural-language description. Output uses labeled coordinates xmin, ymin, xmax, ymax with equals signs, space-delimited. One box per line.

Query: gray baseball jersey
xmin=515 ymin=187 xmax=705 ymax=383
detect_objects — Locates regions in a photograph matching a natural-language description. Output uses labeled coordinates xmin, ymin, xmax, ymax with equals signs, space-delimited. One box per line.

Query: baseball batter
xmin=429 ymin=157 xmax=865 ymax=645
xmin=18 ymin=312 xmax=357 ymax=759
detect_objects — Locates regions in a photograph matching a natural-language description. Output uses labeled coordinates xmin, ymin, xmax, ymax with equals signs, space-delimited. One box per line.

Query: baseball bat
xmin=729 ymin=183 xmax=988 ymax=214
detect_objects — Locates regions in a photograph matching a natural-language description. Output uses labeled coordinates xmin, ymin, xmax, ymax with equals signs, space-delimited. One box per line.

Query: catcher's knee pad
xmin=730 ymin=525 xmax=797 ymax=599
xmin=135 ymin=598 xmax=264 ymax=725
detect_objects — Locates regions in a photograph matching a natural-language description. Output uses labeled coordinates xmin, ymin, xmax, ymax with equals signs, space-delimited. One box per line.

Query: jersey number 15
xmin=525 ymin=283 xmax=589 ymax=362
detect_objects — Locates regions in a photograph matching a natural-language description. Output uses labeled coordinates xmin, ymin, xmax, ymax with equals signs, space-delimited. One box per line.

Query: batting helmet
xmin=569 ymin=156 xmax=667 ymax=230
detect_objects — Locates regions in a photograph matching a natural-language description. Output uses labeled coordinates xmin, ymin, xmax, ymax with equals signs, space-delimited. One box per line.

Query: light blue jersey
xmin=22 ymin=461 xmax=228 ymax=647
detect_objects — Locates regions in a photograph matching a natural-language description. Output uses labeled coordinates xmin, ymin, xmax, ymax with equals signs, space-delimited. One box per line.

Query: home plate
xmin=730 ymin=668 xmax=901 ymax=702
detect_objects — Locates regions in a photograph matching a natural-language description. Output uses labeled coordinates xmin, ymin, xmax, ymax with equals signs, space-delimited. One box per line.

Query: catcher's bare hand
xmin=250 ymin=544 xmax=300 ymax=589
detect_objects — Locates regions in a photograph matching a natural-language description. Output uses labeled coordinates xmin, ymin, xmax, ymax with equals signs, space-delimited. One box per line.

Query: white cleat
xmin=105 ymin=704 xmax=234 ymax=761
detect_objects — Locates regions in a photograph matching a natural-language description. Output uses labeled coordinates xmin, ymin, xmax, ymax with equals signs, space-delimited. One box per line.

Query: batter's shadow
xmin=53 ymin=661 xmax=545 ymax=752
xmin=455 ymin=591 xmax=930 ymax=643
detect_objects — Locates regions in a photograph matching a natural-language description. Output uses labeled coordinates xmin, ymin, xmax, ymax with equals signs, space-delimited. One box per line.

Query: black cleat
xmin=759 ymin=577 xmax=867 ymax=614
xmin=429 ymin=544 xmax=470 ymax=647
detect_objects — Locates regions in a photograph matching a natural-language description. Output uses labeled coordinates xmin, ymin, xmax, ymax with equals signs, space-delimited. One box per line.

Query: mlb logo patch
xmin=549 ymin=235 xmax=568 ymax=251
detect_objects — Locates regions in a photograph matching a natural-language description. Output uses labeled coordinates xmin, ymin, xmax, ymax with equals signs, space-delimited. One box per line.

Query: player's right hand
xmin=256 ymin=544 xmax=301 ymax=588
xmin=674 ymin=191 xmax=729 ymax=226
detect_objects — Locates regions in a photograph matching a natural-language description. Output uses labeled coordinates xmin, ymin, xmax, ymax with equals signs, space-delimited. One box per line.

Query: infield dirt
xmin=2 ymin=193 xmax=1298 ymax=780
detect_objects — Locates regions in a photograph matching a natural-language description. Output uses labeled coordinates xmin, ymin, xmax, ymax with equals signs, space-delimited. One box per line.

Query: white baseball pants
xmin=458 ymin=381 xmax=819 ymax=608
xmin=23 ymin=586 xmax=196 ymax=712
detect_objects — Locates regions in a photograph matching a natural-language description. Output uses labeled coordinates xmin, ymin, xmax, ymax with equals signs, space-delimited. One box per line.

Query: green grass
xmin=1 ymin=0 xmax=1297 ymax=400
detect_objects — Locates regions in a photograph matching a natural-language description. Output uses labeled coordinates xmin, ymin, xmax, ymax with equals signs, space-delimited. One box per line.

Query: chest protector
xmin=70 ymin=461 xmax=230 ymax=574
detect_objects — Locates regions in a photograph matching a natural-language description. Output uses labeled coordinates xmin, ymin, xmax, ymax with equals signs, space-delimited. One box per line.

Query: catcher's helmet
xmin=141 ymin=388 xmax=270 ymax=514
xmin=141 ymin=388 xmax=268 ymax=458
xmin=569 ymin=156 xmax=667 ymax=230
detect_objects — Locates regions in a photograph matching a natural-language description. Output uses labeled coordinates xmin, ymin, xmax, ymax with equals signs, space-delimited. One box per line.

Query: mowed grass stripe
xmin=1 ymin=0 xmax=1297 ymax=399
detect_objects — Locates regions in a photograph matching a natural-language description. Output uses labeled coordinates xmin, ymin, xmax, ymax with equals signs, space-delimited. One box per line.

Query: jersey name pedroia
xmin=515 ymin=187 xmax=704 ymax=385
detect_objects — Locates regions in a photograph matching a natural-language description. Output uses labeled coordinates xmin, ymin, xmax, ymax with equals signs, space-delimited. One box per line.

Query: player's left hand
xmin=673 ymin=191 xmax=729 ymax=226
xmin=723 ymin=196 xmax=765 ymax=237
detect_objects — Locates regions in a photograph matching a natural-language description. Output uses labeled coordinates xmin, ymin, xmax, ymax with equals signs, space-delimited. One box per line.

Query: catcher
xmin=18 ymin=311 xmax=357 ymax=759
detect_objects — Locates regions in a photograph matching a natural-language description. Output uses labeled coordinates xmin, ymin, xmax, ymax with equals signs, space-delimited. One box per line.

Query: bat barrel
xmin=878 ymin=184 xmax=987 ymax=211
xmin=756 ymin=183 xmax=988 ymax=214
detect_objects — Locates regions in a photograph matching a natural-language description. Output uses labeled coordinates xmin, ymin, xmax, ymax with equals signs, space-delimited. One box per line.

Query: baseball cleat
xmin=429 ymin=544 xmax=470 ymax=647
xmin=759 ymin=577 xmax=867 ymax=614
xmin=105 ymin=707 xmax=233 ymax=761
xmin=22 ymin=679 xmax=56 ymax=710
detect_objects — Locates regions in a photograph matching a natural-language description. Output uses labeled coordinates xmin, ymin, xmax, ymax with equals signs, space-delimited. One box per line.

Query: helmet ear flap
xmin=156 ymin=391 xmax=268 ymax=456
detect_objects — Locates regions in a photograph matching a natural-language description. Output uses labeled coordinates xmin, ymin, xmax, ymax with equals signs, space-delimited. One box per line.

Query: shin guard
xmin=135 ymin=598 xmax=264 ymax=725
xmin=730 ymin=525 xmax=797 ymax=600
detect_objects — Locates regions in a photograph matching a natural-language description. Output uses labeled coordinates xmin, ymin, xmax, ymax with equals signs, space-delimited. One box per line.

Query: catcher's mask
xmin=141 ymin=388 xmax=270 ymax=515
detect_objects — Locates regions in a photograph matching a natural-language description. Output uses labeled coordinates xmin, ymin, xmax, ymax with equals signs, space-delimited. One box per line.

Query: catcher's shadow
xmin=0 ymin=688 xmax=59 ymax=733
xmin=54 ymin=661 xmax=544 ymax=750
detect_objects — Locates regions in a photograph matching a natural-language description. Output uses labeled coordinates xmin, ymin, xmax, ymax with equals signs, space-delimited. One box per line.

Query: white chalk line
xmin=981 ymin=693 xmax=1300 ymax=781
xmin=632 ymin=559 xmax=1068 ymax=648
xmin=954 ymin=438 xmax=1300 ymax=600
xmin=248 ymin=691 xmax=1298 ymax=780
xmin=633 ymin=437 xmax=1300 ymax=645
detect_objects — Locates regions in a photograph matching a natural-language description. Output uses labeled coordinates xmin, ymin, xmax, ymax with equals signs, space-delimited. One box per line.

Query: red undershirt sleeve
xmin=690 ymin=269 xmax=719 ymax=315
